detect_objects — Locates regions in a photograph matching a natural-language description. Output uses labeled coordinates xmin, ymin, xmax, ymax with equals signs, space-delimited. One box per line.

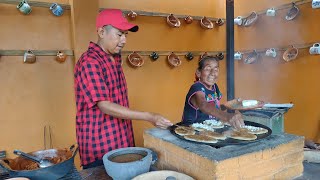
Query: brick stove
xmin=144 ymin=128 xmax=304 ymax=180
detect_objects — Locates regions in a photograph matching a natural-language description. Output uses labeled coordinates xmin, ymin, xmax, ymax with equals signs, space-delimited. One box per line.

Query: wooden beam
xmin=0 ymin=0 xmax=70 ymax=9
xmin=0 ymin=50 xmax=73 ymax=56
xmin=69 ymin=0 xmax=99 ymax=62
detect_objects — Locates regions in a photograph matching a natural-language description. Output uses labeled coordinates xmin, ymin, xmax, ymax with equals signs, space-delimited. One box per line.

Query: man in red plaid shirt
xmin=74 ymin=9 xmax=173 ymax=169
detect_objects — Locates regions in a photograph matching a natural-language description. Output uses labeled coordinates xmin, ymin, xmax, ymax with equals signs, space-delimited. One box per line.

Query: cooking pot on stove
xmin=103 ymin=147 xmax=157 ymax=180
xmin=0 ymin=144 xmax=78 ymax=180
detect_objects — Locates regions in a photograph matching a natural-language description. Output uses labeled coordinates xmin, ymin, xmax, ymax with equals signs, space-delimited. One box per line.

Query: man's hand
xmin=229 ymin=110 xmax=245 ymax=129
xmin=150 ymin=113 xmax=173 ymax=129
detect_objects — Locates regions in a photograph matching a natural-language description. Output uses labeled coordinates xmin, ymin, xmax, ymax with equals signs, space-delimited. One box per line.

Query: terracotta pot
xmin=200 ymin=17 xmax=214 ymax=29
xmin=128 ymin=52 xmax=144 ymax=67
xmin=166 ymin=14 xmax=181 ymax=28
xmin=283 ymin=46 xmax=298 ymax=62
xmin=184 ymin=15 xmax=193 ymax=24
xmin=167 ymin=52 xmax=181 ymax=67
xmin=56 ymin=51 xmax=67 ymax=63
xmin=127 ymin=11 xmax=138 ymax=20
xmin=242 ymin=11 xmax=258 ymax=27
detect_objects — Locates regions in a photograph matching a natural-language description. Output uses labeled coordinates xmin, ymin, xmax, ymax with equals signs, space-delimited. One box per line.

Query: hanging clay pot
xmin=184 ymin=15 xmax=193 ymax=24
xmin=56 ymin=51 xmax=67 ymax=63
xmin=167 ymin=52 xmax=181 ymax=67
xmin=128 ymin=52 xmax=144 ymax=67
xmin=200 ymin=17 xmax=214 ymax=29
xmin=283 ymin=46 xmax=298 ymax=62
xmin=127 ymin=11 xmax=138 ymax=20
xmin=166 ymin=14 xmax=181 ymax=28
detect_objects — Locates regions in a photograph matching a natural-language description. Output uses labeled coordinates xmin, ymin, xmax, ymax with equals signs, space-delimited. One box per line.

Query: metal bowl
xmin=0 ymin=144 xmax=78 ymax=180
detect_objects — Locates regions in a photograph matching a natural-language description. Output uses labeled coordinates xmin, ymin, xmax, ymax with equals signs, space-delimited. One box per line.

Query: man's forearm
xmin=97 ymin=101 xmax=152 ymax=121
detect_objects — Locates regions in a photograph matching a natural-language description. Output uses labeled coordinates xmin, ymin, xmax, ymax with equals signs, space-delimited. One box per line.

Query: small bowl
xmin=283 ymin=46 xmax=298 ymax=62
xmin=200 ymin=17 xmax=214 ymax=29
xmin=184 ymin=15 xmax=193 ymax=24
xmin=244 ymin=50 xmax=259 ymax=64
xmin=128 ymin=52 xmax=144 ymax=67
xmin=286 ymin=4 xmax=299 ymax=21
xmin=167 ymin=52 xmax=181 ymax=67
xmin=127 ymin=11 xmax=138 ymax=20
xmin=166 ymin=14 xmax=181 ymax=28
xmin=242 ymin=11 xmax=258 ymax=27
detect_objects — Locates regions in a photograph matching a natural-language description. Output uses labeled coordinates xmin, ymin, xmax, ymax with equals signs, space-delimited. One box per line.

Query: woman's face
xmin=197 ymin=60 xmax=219 ymax=89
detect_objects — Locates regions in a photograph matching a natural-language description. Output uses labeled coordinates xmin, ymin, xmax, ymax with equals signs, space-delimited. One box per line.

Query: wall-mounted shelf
xmin=240 ymin=0 xmax=312 ymax=16
xmin=99 ymin=8 xmax=225 ymax=21
xmin=237 ymin=41 xmax=319 ymax=54
xmin=121 ymin=51 xmax=226 ymax=56
xmin=0 ymin=50 xmax=74 ymax=56
xmin=0 ymin=0 xmax=70 ymax=9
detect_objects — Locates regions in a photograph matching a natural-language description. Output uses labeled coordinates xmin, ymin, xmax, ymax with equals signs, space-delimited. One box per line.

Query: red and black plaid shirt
xmin=74 ymin=42 xmax=134 ymax=166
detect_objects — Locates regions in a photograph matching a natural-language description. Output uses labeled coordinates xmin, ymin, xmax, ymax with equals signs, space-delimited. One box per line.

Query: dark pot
xmin=0 ymin=144 xmax=78 ymax=180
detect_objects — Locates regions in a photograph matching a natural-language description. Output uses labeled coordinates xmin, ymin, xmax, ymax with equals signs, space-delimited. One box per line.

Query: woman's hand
xmin=149 ymin=113 xmax=173 ymax=129
xmin=229 ymin=110 xmax=245 ymax=129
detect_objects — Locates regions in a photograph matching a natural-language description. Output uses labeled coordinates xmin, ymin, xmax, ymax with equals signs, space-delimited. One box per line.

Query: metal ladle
xmin=13 ymin=149 xmax=54 ymax=168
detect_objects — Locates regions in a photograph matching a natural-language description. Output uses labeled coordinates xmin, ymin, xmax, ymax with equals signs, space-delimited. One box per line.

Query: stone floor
xmin=295 ymin=162 xmax=320 ymax=180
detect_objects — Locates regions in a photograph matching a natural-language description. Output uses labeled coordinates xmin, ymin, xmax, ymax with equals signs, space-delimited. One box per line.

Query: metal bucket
xmin=0 ymin=144 xmax=78 ymax=180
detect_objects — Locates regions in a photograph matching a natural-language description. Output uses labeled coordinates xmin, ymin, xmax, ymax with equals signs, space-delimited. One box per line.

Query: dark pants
xmin=82 ymin=159 xmax=103 ymax=169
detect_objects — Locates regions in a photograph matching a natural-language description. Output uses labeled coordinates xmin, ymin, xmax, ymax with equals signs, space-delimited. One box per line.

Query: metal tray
xmin=168 ymin=121 xmax=272 ymax=148
xmin=223 ymin=100 xmax=265 ymax=111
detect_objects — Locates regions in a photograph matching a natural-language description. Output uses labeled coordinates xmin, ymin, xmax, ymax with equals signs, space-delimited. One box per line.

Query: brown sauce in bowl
xmin=109 ymin=153 xmax=146 ymax=163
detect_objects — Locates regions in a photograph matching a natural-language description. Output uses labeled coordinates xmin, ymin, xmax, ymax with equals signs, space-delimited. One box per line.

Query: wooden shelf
xmin=100 ymin=8 xmax=225 ymax=21
xmin=0 ymin=50 xmax=74 ymax=56
xmin=0 ymin=0 xmax=70 ymax=9
xmin=237 ymin=41 xmax=318 ymax=54
xmin=121 ymin=51 xmax=225 ymax=56
xmin=242 ymin=0 xmax=312 ymax=16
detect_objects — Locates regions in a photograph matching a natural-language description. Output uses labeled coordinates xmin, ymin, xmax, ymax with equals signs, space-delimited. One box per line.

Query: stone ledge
xmin=144 ymin=128 xmax=304 ymax=162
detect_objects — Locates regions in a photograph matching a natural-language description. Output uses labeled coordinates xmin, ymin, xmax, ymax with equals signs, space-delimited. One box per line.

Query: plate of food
xmin=223 ymin=99 xmax=265 ymax=111
xmin=168 ymin=120 xmax=272 ymax=147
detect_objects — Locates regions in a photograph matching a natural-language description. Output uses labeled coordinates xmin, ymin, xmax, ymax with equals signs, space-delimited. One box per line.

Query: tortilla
xmin=191 ymin=123 xmax=216 ymax=131
xmin=184 ymin=134 xmax=218 ymax=143
xmin=199 ymin=130 xmax=227 ymax=140
xmin=241 ymin=125 xmax=268 ymax=135
xmin=174 ymin=126 xmax=195 ymax=136
xmin=203 ymin=119 xmax=224 ymax=129
xmin=224 ymin=129 xmax=257 ymax=141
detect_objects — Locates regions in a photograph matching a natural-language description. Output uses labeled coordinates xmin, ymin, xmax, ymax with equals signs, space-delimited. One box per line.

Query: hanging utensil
xmin=13 ymin=150 xmax=54 ymax=168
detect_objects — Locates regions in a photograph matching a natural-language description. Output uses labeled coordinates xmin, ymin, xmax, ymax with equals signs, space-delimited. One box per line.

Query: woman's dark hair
xmin=197 ymin=56 xmax=219 ymax=71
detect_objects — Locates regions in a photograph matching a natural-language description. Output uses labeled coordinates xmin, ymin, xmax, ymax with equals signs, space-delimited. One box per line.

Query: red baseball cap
xmin=96 ymin=9 xmax=139 ymax=32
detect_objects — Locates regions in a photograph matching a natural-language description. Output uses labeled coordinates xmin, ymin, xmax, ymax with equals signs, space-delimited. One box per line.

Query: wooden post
xmin=69 ymin=0 xmax=99 ymax=62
